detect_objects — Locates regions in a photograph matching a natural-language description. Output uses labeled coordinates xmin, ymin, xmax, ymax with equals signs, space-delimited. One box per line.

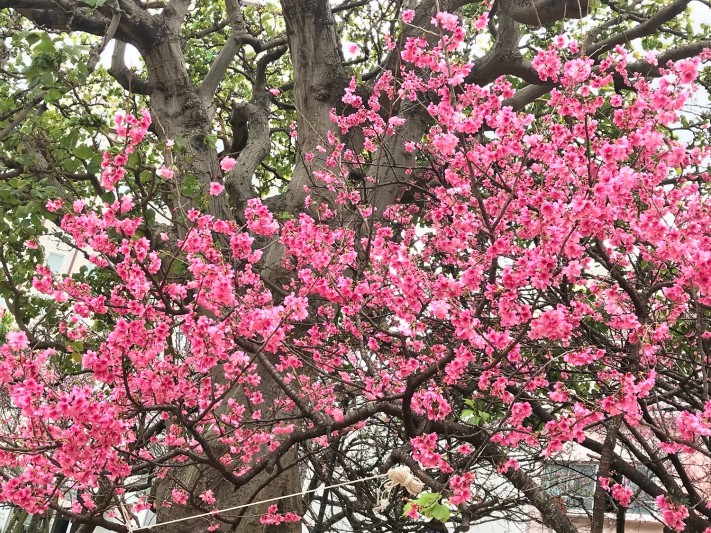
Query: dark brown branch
xmin=466 ymin=13 xmax=541 ymax=85
xmin=4 ymin=0 xmax=157 ymax=50
xmin=626 ymin=40 xmax=711 ymax=77
xmin=0 ymin=96 xmax=44 ymax=142
xmin=501 ymin=0 xmax=589 ymax=26
xmin=591 ymin=416 xmax=622 ymax=533
xmin=586 ymin=0 xmax=692 ymax=58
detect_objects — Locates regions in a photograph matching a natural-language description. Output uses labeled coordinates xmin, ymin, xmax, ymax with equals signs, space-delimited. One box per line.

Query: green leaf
xmin=415 ymin=492 xmax=441 ymax=509
xmin=430 ymin=504 xmax=450 ymax=523
xmin=45 ymin=88 xmax=66 ymax=103
xmin=145 ymin=208 xmax=156 ymax=227
xmin=84 ymin=0 xmax=107 ymax=6
xmin=276 ymin=211 xmax=295 ymax=221
xmin=182 ymin=174 xmax=200 ymax=196
xmin=34 ymin=35 xmax=56 ymax=53
xmin=73 ymin=146 xmax=95 ymax=160
xmin=63 ymin=130 xmax=79 ymax=151
xmin=204 ymin=133 xmax=218 ymax=147
xmin=25 ymin=33 xmax=41 ymax=46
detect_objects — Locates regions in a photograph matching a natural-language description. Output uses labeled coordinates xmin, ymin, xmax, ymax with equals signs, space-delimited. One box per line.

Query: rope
xmin=119 ymin=500 xmax=135 ymax=533
xmin=129 ymin=466 xmax=424 ymax=531
xmin=374 ymin=465 xmax=425 ymax=513
xmin=384 ymin=465 xmax=425 ymax=496
xmin=132 ymin=473 xmax=380 ymax=530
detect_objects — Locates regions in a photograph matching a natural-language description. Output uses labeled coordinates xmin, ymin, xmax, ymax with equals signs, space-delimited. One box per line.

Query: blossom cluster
xmin=0 ymin=11 xmax=710 ymax=533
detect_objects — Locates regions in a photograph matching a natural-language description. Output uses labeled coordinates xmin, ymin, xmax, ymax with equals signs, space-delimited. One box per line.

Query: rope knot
xmin=374 ymin=465 xmax=424 ymax=512
xmin=385 ymin=465 xmax=425 ymax=495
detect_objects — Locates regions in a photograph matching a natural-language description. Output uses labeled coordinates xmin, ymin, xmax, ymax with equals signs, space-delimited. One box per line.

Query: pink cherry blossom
xmin=220 ymin=156 xmax=237 ymax=171
xmin=159 ymin=165 xmax=174 ymax=179
xmin=0 ymin=16 xmax=709 ymax=533
xmin=209 ymin=182 xmax=225 ymax=195
xmin=656 ymin=496 xmax=689 ymax=531
xmin=46 ymin=198 xmax=62 ymax=212
xmin=474 ymin=12 xmax=489 ymax=30
xmin=200 ymin=489 xmax=216 ymax=506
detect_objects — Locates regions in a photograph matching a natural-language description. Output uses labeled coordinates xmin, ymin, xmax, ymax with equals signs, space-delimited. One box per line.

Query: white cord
xmin=130 ymin=466 xmax=425 ymax=530
xmin=132 ymin=472 xmax=389 ymax=531
xmin=119 ymin=500 xmax=135 ymax=533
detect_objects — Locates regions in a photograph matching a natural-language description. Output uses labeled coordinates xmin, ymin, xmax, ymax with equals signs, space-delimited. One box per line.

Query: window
xmin=544 ymin=463 xmax=598 ymax=512
xmin=627 ymin=483 xmax=655 ymax=515
xmin=47 ymin=253 xmax=65 ymax=273
xmin=544 ymin=463 xmax=655 ymax=516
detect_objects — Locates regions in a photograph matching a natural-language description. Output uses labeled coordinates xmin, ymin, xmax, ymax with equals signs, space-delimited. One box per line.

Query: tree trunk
xmin=591 ymin=416 xmax=622 ymax=533
xmin=130 ymin=18 xmax=303 ymax=533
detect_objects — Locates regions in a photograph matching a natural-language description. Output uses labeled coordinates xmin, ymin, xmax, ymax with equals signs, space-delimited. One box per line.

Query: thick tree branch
xmin=3 ymin=0 xmax=111 ymax=35
xmin=163 ymin=0 xmax=191 ymax=30
xmin=466 ymin=13 xmax=541 ymax=85
xmin=585 ymin=0 xmax=692 ymax=58
xmin=626 ymin=39 xmax=711 ymax=76
xmin=0 ymin=97 xmax=41 ymax=142
xmin=223 ymin=45 xmax=287 ymax=215
xmin=8 ymin=0 xmax=156 ymax=50
xmin=87 ymin=4 xmax=121 ymax=73
xmin=223 ymin=101 xmax=264 ymax=215
xmin=275 ymin=0 xmax=349 ymax=212
xmin=501 ymin=0 xmax=589 ymax=26
xmin=501 ymin=36 xmax=710 ymax=111
xmin=198 ymin=0 xmax=262 ymax=105
xmin=590 ymin=416 xmax=621 ymax=533
xmin=503 ymin=84 xmax=551 ymax=110
xmin=107 ymin=40 xmax=151 ymax=95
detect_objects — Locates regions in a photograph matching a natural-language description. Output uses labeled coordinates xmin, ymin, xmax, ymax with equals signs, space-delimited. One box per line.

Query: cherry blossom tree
xmin=0 ymin=1 xmax=710 ymax=533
